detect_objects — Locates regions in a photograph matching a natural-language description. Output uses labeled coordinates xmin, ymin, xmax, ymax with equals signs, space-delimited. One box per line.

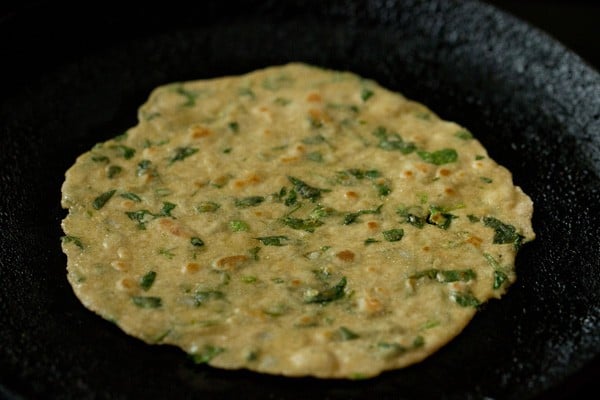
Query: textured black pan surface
xmin=1 ymin=1 xmax=598 ymax=399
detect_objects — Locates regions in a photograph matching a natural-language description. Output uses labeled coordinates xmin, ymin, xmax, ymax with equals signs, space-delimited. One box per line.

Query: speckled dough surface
xmin=60 ymin=63 xmax=534 ymax=378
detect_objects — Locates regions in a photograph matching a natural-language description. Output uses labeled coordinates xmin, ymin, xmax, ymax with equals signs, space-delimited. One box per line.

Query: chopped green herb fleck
xmin=175 ymin=86 xmax=197 ymax=107
xmin=480 ymin=176 xmax=493 ymax=183
xmin=140 ymin=271 xmax=157 ymax=291
xmin=383 ymin=228 xmax=404 ymax=242
xmin=467 ymin=214 xmax=480 ymax=223
xmin=420 ymin=320 xmax=440 ymax=330
xmin=169 ymin=147 xmax=198 ymax=164
xmin=306 ymin=151 xmax=323 ymax=162
xmin=158 ymin=248 xmax=176 ymax=259
xmin=309 ymin=204 xmax=336 ymax=220
xmin=136 ymin=159 xmax=152 ymax=176
xmin=230 ymin=220 xmax=249 ymax=232
xmin=194 ymin=290 xmax=225 ymax=306
xmin=111 ymin=145 xmax=136 ymax=160
xmin=450 ymin=292 xmax=481 ymax=308
xmin=475 ymin=155 xmax=485 ymax=160
xmin=125 ymin=209 xmax=154 ymax=229
xmin=159 ymin=202 xmax=176 ymax=217
xmin=281 ymin=216 xmax=324 ymax=233
xmin=155 ymin=188 xmax=172 ymax=197
xmin=190 ymin=237 xmax=204 ymax=247
xmin=454 ymin=129 xmax=473 ymax=140
xmin=312 ymin=267 xmax=331 ymax=282
xmin=304 ymin=277 xmax=347 ymax=304
xmin=284 ymin=189 xmax=298 ymax=206
xmin=190 ymin=345 xmax=225 ymax=364
xmin=397 ymin=206 xmax=426 ymax=228
xmin=107 ymin=165 xmax=122 ymax=178
xmin=417 ymin=148 xmax=458 ymax=165
xmin=302 ymin=134 xmax=326 ymax=145
xmin=411 ymin=268 xmax=476 ymax=283
xmin=61 ymin=235 xmax=83 ymax=249
xmin=364 ymin=238 xmax=380 ymax=245
xmin=222 ymin=148 xmax=232 ymax=154
xmin=288 ymin=176 xmax=329 ymax=202
xmin=274 ymin=97 xmax=291 ymax=106
xmin=248 ymin=246 xmax=261 ymax=261
xmin=120 ymin=192 xmax=142 ymax=202
xmin=241 ymin=275 xmax=258 ymax=283
xmin=255 ymin=236 xmax=289 ymax=246
xmin=91 ymin=155 xmax=110 ymax=163
xmin=238 ymin=87 xmax=256 ymax=99
xmin=343 ymin=204 xmax=382 ymax=225
xmin=196 ymin=201 xmax=220 ymax=213
xmin=412 ymin=335 xmax=425 ymax=348
xmin=337 ymin=326 xmax=360 ymax=340
xmin=263 ymin=303 xmax=289 ymax=317
xmin=373 ymin=126 xmax=416 ymax=154
xmin=427 ymin=205 xmax=457 ymax=229
xmin=376 ymin=342 xmax=407 ymax=359
xmin=235 ymin=196 xmax=265 ymax=208
xmin=92 ymin=190 xmax=116 ymax=210
xmin=483 ymin=217 xmax=524 ymax=249
xmin=493 ymin=270 xmax=509 ymax=289
xmin=361 ymin=88 xmax=374 ymax=101
xmin=375 ymin=183 xmax=391 ymax=196
xmin=228 ymin=121 xmax=239 ymax=133
xmin=131 ymin=296 xmax=162 ymax=308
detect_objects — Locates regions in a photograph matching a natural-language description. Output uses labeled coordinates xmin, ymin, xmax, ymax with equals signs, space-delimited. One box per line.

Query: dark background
xmin=1 ymin=0 xmax=599 ymax=72
xmin=0 ymin=1 xmax=598 ymax=399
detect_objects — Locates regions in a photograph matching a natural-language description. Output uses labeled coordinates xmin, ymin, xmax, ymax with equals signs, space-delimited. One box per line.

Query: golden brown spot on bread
xmin=444 ymin=188 xmax=455 ymax=195
xmin=417 ymin=164 xmax=430 ymax=173
xmin=403 ymin=170 xmax=414 ymax=178
xmin=367 ymin=221 xmax=379 ymax=230
xmin=233 ymin=173 xmax=261 ymax=188
xmin=465 ymin=236 xmax=482 ymax=247
xmin=306 ymin=93 xmax=322 ymax=102
xmin=182 ymin=262 xmax=201 ymax=274
xmin=280 ymin=156 xmax=300 ymax=163
xmin=110 ymin=260 xmax=128 ymax=272
xmin=345 ymin=191 xmax=359 ymax=199
xmin=213 ymin=255 xmax=248 ymax=270
xmin=336 ymin=250 xmax=355 ymax=263
xmin=116 ymin=277 xmax=136 ymax=292
xmin=308 ymin=108 xmax=331 ymax=123
xmin=191 ymin=126 xmax=213 ymax=138
xmin=439 ymin=169 xmax=451 ymax=176
xmin=121 ymin=200 xmax=136 ymax=209
xmin=358 ymin=296 xmax=384 ymax=315
xmin=159 ymin=219 xmax=192 ymax=238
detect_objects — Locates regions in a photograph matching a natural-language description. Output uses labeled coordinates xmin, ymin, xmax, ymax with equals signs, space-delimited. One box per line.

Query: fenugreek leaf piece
xmin=92 ymin=190 xmax=116 ymax=210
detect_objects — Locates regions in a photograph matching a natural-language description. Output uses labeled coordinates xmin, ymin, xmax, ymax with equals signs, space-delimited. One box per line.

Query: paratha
xmin=61 ymin=63 xmax=535 ymax=378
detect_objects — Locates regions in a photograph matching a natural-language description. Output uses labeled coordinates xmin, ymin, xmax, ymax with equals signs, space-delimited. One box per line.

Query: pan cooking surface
xmin=1 ymin=1 xmax=598 ymax=399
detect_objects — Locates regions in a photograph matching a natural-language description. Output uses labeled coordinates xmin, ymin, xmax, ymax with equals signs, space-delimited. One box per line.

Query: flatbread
xmin=61 ymin=63 xmax=535 ymax=378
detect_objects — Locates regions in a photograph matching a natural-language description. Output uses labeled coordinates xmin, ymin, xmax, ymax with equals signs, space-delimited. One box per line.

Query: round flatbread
xmin=61 ymin=63 xmax=535 ymax=378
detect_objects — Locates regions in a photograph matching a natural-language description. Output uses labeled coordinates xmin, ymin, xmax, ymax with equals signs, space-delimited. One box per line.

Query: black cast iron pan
xmin=1 ymin=1 xmax=598 ymax=399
